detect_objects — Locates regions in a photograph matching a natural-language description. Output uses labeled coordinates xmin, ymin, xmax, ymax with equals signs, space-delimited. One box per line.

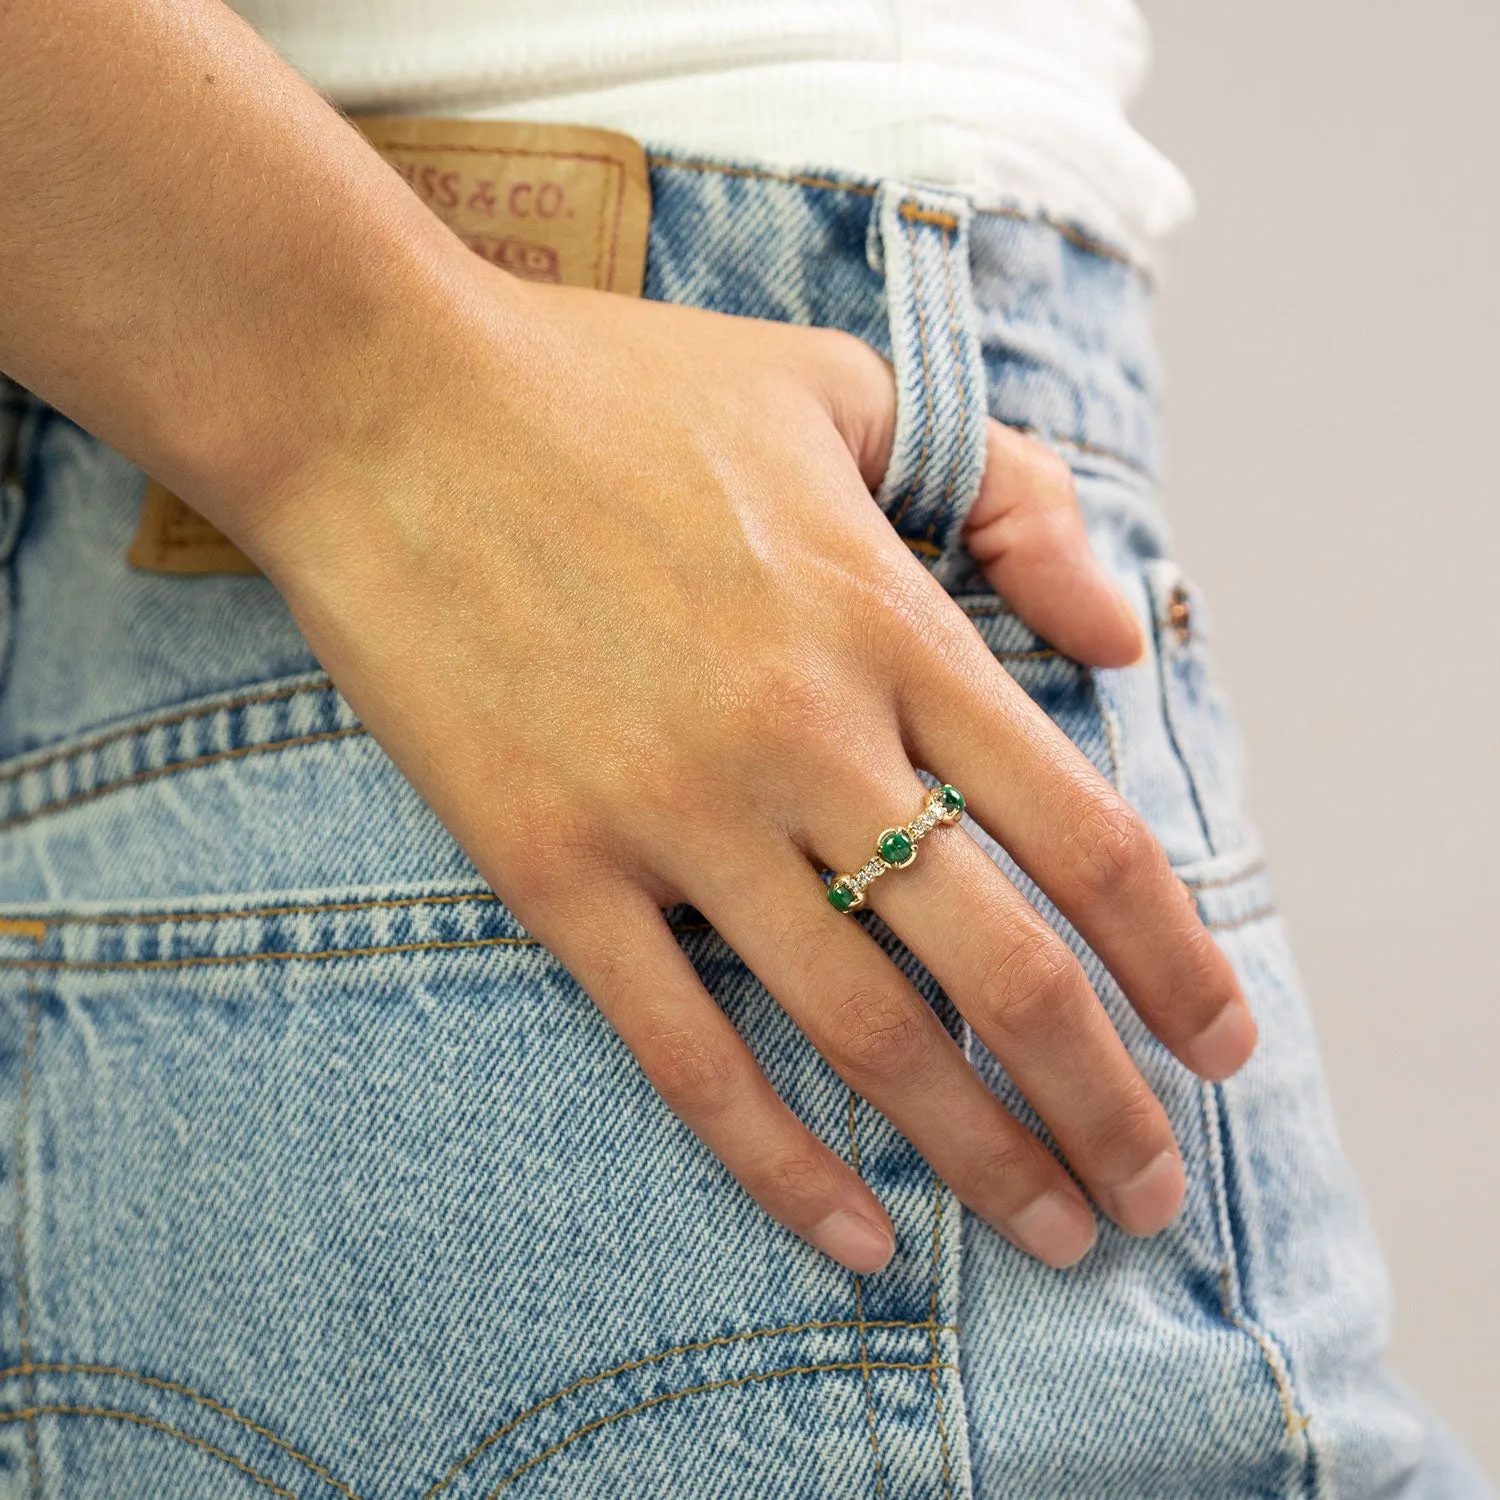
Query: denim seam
xmin=0 ymin=1363 xmax=358 ymax=1497
xmin=1093 ymin=674 xmax=1125 ymax=792
xmin=0 ymin=678 xmax=333 ymax=788
xmin=1 ymin=908 xmax=1263 ymax=970
xmin=41 ymin=891 xmax=505 ymax=928
xmin=0 ymin=651 xmax=1060 ymax=833
xmin=1204 ymin=904 xmax=1278 ymax=934
xmin=0 ymin=725 xmax=366 ymax=834
xmin=1148 ymin=574 xmax=1217 ymax=858
xmin=845 ymin=1092 xmax=887 ymax=1498
xmin=643 ymin=156 xmax=1143 ymax=276
xmin=1182 ymin=859 xmax=1267 ymax=892
xmin=1008 ymin=424 xmax=1152 ymax=481
xmin=485 ymin=1359 xmax=960 ymax=1497
xmin=1 ymin=1368 xmax=355 ymax=1494
xmin=1199 ymin=1080 xmax=1314 ymax=1482
xmin=930 ymin=223 xmax=968 ymax=549
xmin=888 ymin=207 xmax=936 ymax=533
xmin=0 ymin=1406 xmax=294 ymax=1497
xmin=15 ymin=967 xmax=40 ymax=1497
xmin=421 ymin=1316 xmax=955 ymax=1498
xmin=924 ymin=1168 xmax=955 ymax=1498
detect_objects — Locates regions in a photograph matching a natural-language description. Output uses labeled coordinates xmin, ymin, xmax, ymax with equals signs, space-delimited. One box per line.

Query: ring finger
xmin=683 ymin=808 xmax=1101 ymax=1269
xmin=822 ymin=782 xmax=1186 ymax=1237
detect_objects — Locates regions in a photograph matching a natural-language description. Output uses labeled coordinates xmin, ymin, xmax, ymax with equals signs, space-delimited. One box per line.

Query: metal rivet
xmin=1168 ymin=586 xmax=1192 ymax=643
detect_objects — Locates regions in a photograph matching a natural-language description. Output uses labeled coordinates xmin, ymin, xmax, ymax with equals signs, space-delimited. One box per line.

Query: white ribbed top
xmin=232 ymin=0 xmax=1193 ymax=262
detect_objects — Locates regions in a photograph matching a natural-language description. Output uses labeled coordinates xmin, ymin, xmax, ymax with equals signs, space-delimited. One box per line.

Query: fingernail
xmin=1009 ymin=1190 xmax=1097 ymax=1268
xmin=810 ymin=1210 xmax=895 ymax=1274
xmin=1111 ymin=592 xmax=1148 ymax=666
xmin=1183 ymin=1002 xmax=1258 ymax=1081
xmin=1104 ymin=1150 xmax=1184 ymax=1237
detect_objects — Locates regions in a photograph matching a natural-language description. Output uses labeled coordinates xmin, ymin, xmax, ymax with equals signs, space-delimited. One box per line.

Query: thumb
xmin=962 ymin=423 xmax=1145 ymax=668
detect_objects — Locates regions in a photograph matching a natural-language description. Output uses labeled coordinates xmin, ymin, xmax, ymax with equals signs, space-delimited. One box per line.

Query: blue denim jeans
xmin=0 ymin=150 xmax=1490 ymax=1498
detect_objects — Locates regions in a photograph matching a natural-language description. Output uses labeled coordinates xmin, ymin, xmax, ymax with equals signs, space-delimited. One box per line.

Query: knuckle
xmin=742 ymin=1148 xmax=838 ymax=1211
xmin=510 ymin=824 xmax=608 ymax=908
xmin=965 ymin=1133 xmax=1044 ymax=1205
xmin=972 ymin=930 xmax=1080 ymax=1038
xmin=644 ymin=1030 xmax=742 ymax=1117
xmin=827 ymin=985 xmax=931 ymax=1084
xmin=1067 ymin=799 xmax=1154 ymax=898
xmin=1084 ymin=1083 xmax=1167 ymax=1163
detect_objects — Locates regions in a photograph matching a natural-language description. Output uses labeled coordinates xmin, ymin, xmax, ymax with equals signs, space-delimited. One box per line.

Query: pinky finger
xmin=520 ymin=880 xmax=896 ymax=1273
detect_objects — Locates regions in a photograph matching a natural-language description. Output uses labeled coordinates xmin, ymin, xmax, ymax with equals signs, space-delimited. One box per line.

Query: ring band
xmin=826 ymin=783 xmax=966 ymax=912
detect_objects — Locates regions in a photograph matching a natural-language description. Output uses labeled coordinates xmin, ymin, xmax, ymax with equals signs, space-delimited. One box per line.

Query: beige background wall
xmin=1134 ymin=0 xmax=1498 ymax=1478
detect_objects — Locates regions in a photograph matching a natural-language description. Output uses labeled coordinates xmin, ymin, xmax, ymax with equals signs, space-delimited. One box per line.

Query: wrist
xmin=173 ymin=225 xmax=525 ymax=567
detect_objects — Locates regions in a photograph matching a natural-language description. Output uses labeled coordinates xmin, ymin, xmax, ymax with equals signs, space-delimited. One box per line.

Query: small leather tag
xmin=127 ymin=481 xmax=262 ymax=574
xmin=354 ymin=116 xmax=650 ymax=297
xmin=128 ymin=117 xmax=651 ymax=575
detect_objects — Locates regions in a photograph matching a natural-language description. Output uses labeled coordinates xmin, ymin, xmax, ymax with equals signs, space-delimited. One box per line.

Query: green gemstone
xmin=828 ymin=879 xmax=858 ymax=913
xmin=878 ymin=829 xmax=914 ymax=865
xmin=939 ymin=784 xmax=965 ymax=812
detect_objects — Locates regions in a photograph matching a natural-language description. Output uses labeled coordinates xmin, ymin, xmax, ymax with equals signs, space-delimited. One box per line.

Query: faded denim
xmin=0 ymin=148 xmax=1490 ymax=1498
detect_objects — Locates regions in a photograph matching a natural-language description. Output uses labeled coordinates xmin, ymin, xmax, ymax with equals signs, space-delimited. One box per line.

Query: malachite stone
xmin=878 ymin=829 xmax=914 ymax=865
xmin=939 ymin=784 xmax=965 ymax=812
xmin=828 ymin=879 xmax=859 ymax=913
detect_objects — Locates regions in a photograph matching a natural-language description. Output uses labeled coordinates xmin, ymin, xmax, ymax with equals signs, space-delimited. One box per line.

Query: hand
xmin=233 ymin=263 xmax=1257 ymax=1274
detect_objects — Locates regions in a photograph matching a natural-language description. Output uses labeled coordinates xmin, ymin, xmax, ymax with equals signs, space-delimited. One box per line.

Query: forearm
xmin=0 ymin=0 xmax=499 ymax=532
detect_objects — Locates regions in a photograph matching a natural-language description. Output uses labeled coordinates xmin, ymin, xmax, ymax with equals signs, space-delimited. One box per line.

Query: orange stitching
xmin=926 ymin=223 xmax=968 ymax=546
xmin=890 ymin=208 xmax=936 ymax=532
xmin=985 ymin=207 xmax=1140 ymax=276
xmin=903 ymin=537 xmax=941 ymax=558
xmin=643 ymin=156 xmax=1145 ymax=276
xmin=15 ymin=972 xmax=39 ymax=1496
xmin=846 ymin=1092 xmax=885 ymax=1497
xmin=1182 ymin=860 xmax=1267 ymax=892
xmin=0 ymin=725 xmax=366 ymax=833
xmin=44 ymin=890 xmax=502 ymax=929
xmin=1 ymin=934 xmax=534 ymax=973
xmin=0 ymin=1406 xmax=296 ymax=1497
xmin=1205 ymin=905 xmax=1277 ymax=934
xmin=0 ymin=1364 xmax=359 ymax=1497
xmin=421 ymin=1317 xmax=953 ymax=1499
xmin=0 ymin=679 xmax=332 ymax=788
xmin=900 ymin=204 xmax=959 ymax=231
xmin=1217 ymin=1268 xmax=1311 ymax=1437
xmin=645 ymin=155 xmax=878 ymax=198
xmin=0 ymin=921 xmax=727 ymax=971
xmin=486 ymin=1359 xmax=958 ymax=1497
xmin=367 ymin=141 xmax=628 ymax=170
xmin=925 ymin=1169 xmax=954 ymax=1498
xmin=956 ymin=600 xmax=1014 ymax=618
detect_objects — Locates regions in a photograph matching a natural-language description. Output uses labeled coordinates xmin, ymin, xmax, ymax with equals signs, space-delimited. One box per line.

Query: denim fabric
xmin=0 ymin=151 xmax=1491 ymax=1498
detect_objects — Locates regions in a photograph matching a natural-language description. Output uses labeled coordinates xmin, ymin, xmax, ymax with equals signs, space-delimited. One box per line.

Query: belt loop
xmin=871 ymin=181 xmax=989 ymax=585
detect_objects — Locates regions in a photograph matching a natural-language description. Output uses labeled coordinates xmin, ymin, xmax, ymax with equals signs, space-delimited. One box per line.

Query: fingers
xmin=690 ymin=833 xmax=1100 ymax=1270
xmin=897 ymin=658 xmax=1258 ymax=1083
xmin=842 ymin=802 xmax=1186 ymax=1237
xmin=511 ymin=876 xmax=896 ymax=1273
xmin=962 ymin=422 xmax=1144 ymax=668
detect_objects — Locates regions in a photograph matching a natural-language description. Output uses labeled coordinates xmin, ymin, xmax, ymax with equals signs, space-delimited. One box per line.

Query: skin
xmin=0 ymin=0 xmax=1257 ymax=1274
